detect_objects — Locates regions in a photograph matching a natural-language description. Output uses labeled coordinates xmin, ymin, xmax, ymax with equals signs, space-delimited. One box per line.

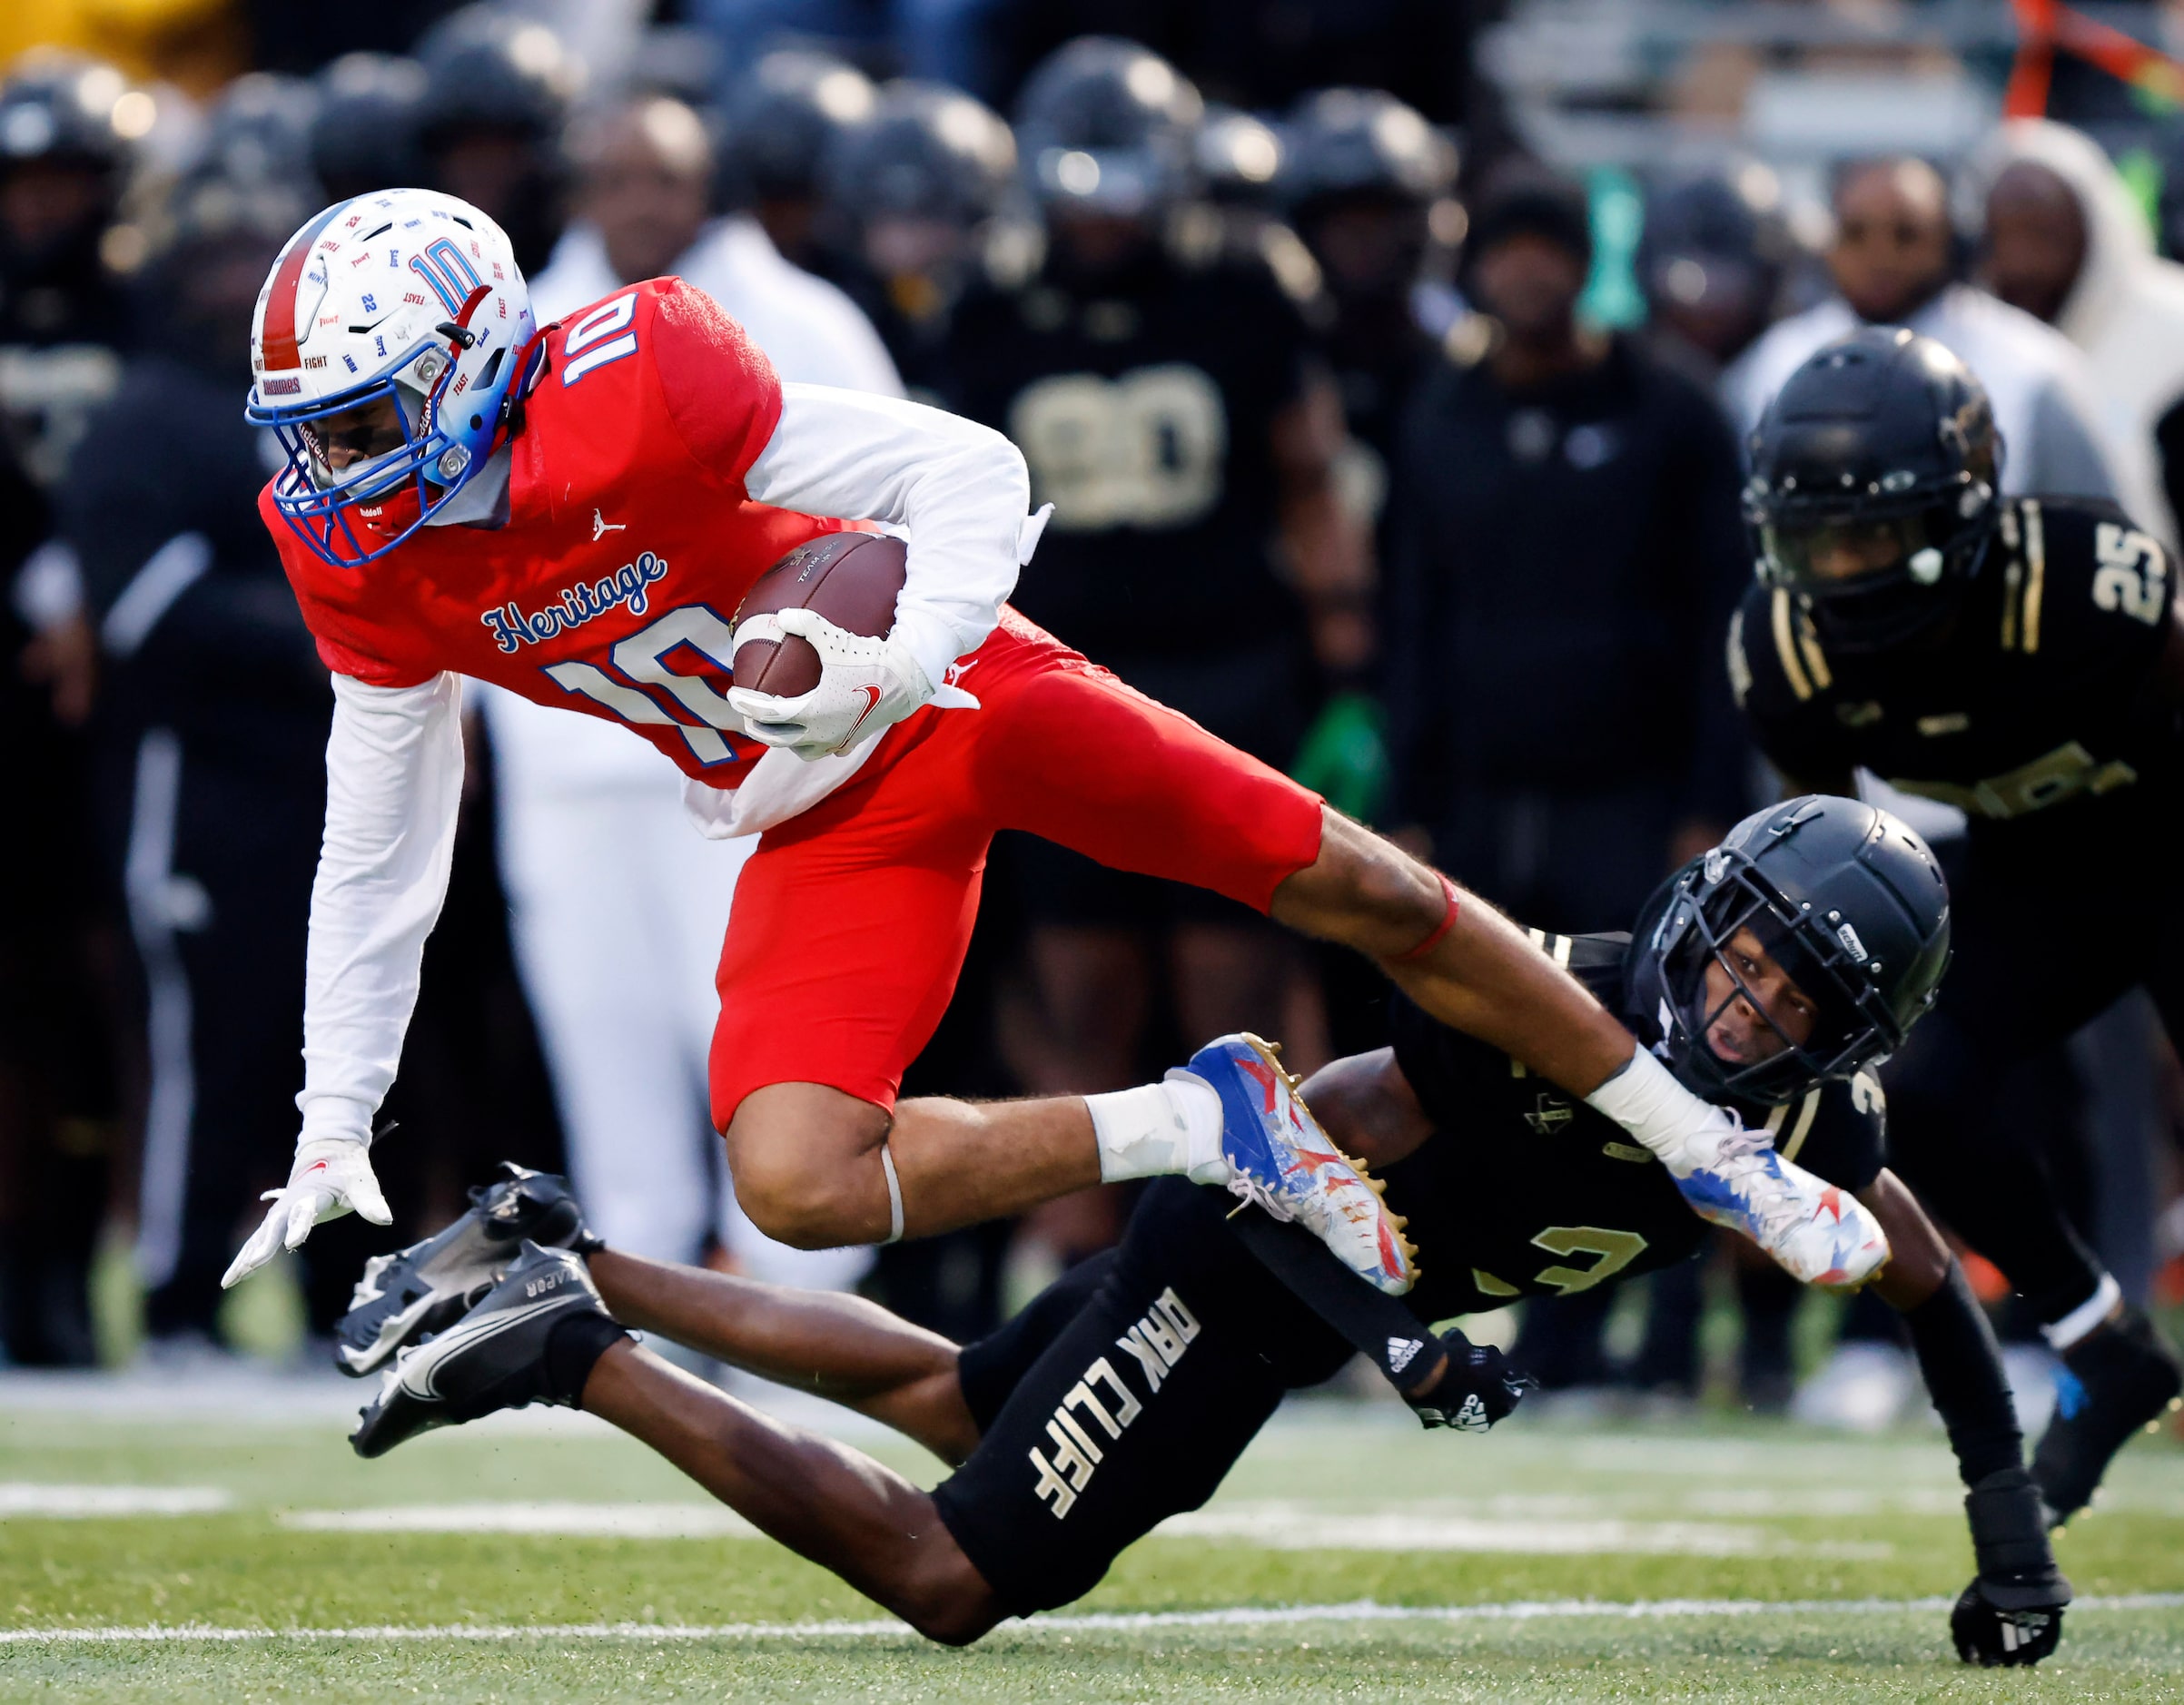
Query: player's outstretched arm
xmin=1272 ymin=814 xmax=1636 ymax=1096
xmin=1272 ymin=813 xmax=1890 ymax=1289
xmin=725 ymin=383 xmax=1041 ymax=760
xmin=222 ymin=673 xmax=466 ymax=1287
xmin=586 ymin=1248 xmax=979 ymax=1464
xmin=1860 ymin=1169 xmax=2071 ymax=1666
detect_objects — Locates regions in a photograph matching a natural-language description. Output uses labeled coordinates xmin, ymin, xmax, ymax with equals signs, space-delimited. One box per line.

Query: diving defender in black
xmin=365 ymin=797 xmax=2066 ymax=1667
xmin=1734 ymin=328 xmax=2184 ymax=1523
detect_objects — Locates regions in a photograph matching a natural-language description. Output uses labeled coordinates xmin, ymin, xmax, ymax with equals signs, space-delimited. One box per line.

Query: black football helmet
xmin=413 ymin=6 xmax=581 ymax=147
xmin=1014 ymin=36 xmax=1203 ymax=218
xmin=1195 ymin=104 xmax=1284 ymax=210
xmin=1279 ymin=87 xmax=1455 ymax=214
xmin=0 ymin=53 xmax=140 ymax=181
xmin=822 ymin=81 xmax=1015 ymax=230
xmin=196 ymin=72 xmax=319 ymax=191
xmin=1630 ymin=795 xmax=1952 ymax=1105
xmin=718 ymin=49 xmax=877 ymax=210
xmin=311 ymin=54 xmax=427 ymax=206
xmin=1638 ymin=162 xmax=1799 ymax=333
xmin=1745 ymin=327 xmax=2002 ymax=652
xmin=411 ymin=7 xmax=579 ymax=275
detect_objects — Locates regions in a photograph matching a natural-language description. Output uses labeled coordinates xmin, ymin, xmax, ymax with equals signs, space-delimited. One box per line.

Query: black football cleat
xmin=2031 ymin=1305 xmax=2183 ymax=1526
xmin=334 ymin=1163 xmax=598 ymax=1377
xmin=350 ymin=1242 xmax=613 ymax=1459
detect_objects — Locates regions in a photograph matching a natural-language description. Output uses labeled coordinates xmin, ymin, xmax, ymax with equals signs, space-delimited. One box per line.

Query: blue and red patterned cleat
xmin=1669 ymin=1128 xmax=1889 ymax=1289
xmin=1171 ymin=1032 xmax=1418 ymax=1296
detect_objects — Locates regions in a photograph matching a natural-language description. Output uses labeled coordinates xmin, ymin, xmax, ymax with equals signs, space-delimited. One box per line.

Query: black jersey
xmin=1731 ymin=497 xmax=2180 ymax=824
xmin=1379 ymin=930 xmax=1886 ymax=1322
xmin=941 ymin=236 xmax=1317 ymax=665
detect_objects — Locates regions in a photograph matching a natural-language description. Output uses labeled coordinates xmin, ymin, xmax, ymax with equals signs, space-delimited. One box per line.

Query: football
xmin=731 ymin=532 xmax=908 ymax=699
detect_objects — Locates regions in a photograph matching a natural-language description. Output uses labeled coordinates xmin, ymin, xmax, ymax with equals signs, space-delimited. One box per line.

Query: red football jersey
xmin=265 ymin=277 xmax=852 ymax=784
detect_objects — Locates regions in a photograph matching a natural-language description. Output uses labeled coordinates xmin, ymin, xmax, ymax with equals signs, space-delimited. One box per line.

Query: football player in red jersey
xmin=221 ymin=188 xmax=1883 ymax=1303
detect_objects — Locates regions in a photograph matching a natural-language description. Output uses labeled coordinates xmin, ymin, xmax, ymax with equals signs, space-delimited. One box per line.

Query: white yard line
xmin=281 ymin=1503 xmax=759 ymax=1538
xmin=4 ymin=1595 xmax=2181 ymax=1644
xmin=0 ymin=1484 xmax=232 ymax=1518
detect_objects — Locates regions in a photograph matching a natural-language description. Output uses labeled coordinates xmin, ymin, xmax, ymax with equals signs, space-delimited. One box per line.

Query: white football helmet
xmin=246 ymin=186 xmax=537 ymax=566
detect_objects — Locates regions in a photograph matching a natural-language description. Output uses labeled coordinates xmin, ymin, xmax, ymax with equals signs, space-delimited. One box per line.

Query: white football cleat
xmin=1660 ymin=1125 xmax=1889 ymax=1289
xmin=1174 ymin=1032 xmax=1418 ymax=1296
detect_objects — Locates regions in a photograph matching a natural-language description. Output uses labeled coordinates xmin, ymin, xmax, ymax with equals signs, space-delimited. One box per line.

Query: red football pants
xmin=707 ymin=609 xmax=1326 ymax=1127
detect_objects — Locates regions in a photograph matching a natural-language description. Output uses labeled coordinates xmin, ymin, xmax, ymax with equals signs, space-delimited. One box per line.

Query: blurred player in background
xmin=820 ymin=79 xmax=1019 ymax=399
xmin=481 ymin=87 xmax=897 ymax=1290
xmin=61 ymin=161 xmax=335 ymax=1356
xmin=413 ymin=5 xmax=580 ymax=278
xmin=0 ymin=53 xmax=143 ymax=1366
xmin=1636 ymin=160 xmax=1809 ymax=389
xmin=1734 ymin=329 xmax=2184 ymax=1523
xmin=716 ymin=48 xmax=876 ymax=279
xmin=307 ymin=53 xmax=427 ymax=211
xmin=941 ymin=41 xmax=1373 ymax=1263
xmin=1280 ymin=86 xmax=1456 ymax=494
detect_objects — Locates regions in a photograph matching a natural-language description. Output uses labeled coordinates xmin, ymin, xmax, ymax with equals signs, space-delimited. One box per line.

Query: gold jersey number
xmin=1009 ymin=364 xmax=1228 ymax=533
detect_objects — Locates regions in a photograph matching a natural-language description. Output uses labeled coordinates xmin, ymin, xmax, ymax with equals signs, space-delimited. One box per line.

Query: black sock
xmin=544 ymin=1309 xmax=629 ymax=1406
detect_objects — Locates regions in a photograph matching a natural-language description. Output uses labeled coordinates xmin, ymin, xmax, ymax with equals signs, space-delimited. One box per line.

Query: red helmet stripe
xmin=258 ymin=202 xmax=350 ymax=373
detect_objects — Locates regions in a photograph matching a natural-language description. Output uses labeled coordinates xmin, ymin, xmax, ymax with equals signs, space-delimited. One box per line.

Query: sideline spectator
xmin=1725 ymin=155 xmax=2114 ymax=501
xmin=481 ymin=91 xmax=898 ymax=1292
xmin=1964 ymin=119 xmax=2184 ymax=547
xmin=1382 ymin=165 xmax=1753 ymax=1398
xmin=1386 ymin=164 xmax=1750 ymax=933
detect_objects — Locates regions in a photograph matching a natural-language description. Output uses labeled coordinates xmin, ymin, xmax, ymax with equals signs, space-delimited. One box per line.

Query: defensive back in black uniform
xmin=328 ymin=797 xmax=2070 ymax=1668
xmin=1732 ymin=328 xmax=2184 ymax=1524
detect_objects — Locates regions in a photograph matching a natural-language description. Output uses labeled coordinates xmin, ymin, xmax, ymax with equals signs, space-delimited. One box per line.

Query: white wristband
xmin=1582 ymin=1047 xmax=1736 ymax=1169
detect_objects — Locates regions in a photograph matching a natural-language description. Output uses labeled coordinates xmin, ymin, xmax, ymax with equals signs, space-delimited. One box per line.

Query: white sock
xmin=1087 ymin=1078 xmax=1230 ymax=1185
xmin=2041 ymin=1272 xmax=2121 ymax=1352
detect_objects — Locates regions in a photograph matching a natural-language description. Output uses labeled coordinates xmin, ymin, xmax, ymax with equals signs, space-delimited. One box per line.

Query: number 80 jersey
xmin=1729 ymin=496 xmax=2180 ymax=823
xmin=262 ymin=278 xmax=854 ymax=785
xmin=941 ymin=241 xmax=1319 ymax=665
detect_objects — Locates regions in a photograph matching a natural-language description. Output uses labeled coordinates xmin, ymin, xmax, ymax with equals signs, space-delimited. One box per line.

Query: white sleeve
xmin=741 ymin=381 xmax=1033 ymax=690
xmin=294 ymin=671 xmax=466 ymax=1146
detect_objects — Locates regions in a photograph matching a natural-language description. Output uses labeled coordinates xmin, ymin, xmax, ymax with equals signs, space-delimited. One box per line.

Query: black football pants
xmin=933 ymin=1180 xmax=1350 ymax=1614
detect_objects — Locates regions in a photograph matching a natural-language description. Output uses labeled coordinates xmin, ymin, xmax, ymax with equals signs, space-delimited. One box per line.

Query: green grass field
xmin=1 ymin=1378 xmax=2179 ymax=1702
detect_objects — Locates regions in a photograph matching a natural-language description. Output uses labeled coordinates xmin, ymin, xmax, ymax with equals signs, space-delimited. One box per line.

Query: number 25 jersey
xmin=262 ymin=278 xmax=855 ymax=787
xmin=1730 ymin=497 xmax=2180 ymax=824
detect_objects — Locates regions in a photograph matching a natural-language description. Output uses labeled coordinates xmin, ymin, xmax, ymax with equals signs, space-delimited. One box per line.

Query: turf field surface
xmin=1 ymin=1374 xmax=2179 ymax=1701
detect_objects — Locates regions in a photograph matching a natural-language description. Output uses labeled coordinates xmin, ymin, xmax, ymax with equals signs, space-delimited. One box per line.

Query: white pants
xmin=486 ymin=690 xmax=871 ymax=1291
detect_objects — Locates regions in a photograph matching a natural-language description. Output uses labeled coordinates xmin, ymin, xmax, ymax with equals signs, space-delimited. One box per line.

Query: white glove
xmin=726 ymin=607 xmax=935 ymax=762
xmin=220 ymin=1137 xmax=393 ymax=1289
